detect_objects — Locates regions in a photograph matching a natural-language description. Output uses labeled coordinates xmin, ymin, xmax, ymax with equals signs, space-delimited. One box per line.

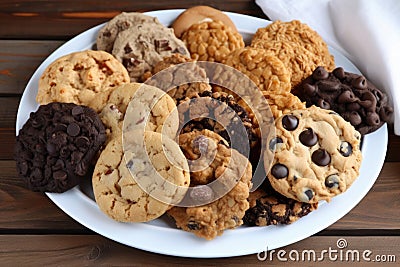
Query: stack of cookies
xmin=15 ymin=5 xmax=393 ymax=241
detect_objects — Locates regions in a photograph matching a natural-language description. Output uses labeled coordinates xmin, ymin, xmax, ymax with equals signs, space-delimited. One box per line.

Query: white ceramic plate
xmin=16 ymin=9 xmax=388 ymax=258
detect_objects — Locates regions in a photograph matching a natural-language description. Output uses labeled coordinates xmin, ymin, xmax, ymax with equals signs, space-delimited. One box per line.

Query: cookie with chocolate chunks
xmin=293 ymin=66 xmax=393 ymax=135
xmin=264 ymin=106 xmax=362 ymax=203
xmin=244 ymin=179 xmax=318 ymax=226
xmin=15 ymin=102 xmax=106 ymax=193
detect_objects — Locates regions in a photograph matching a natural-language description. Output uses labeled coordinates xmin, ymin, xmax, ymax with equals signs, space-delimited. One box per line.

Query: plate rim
xmin=15 ymin=9 xmax=388 ymax=258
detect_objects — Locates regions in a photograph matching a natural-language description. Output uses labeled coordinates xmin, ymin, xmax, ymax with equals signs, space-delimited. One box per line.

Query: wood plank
xmin=0 ymin=0 xmax=268 ymax=39
xmin=1 ymin=160 xmax=399 ymax=232
xmin=0 ymin=235 xmax=398 ymax=266
xmin=0 ymin=40 xmax=64 ymax=95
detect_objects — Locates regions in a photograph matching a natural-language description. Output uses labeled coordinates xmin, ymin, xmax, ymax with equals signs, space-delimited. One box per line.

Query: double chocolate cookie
xmin=15 ymin=102 xmax=106 ymax=193
xmin=293 ymin=66 xmax=393 ymax=135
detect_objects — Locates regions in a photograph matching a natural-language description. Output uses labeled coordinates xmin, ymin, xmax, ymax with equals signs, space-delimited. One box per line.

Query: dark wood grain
xmin=0 ymin=235 xmax=398 ymax=266
xmin=0 ymin=0 xmax=268 ymax=39
xmin=1 ymin=159 xmax=399 ymax=232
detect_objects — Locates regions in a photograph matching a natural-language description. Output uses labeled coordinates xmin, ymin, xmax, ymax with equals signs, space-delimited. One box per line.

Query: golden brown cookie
xmin=168 ymin=129 xmax=252 ymax=240
xmin=263 ymin=90 xmax=306 ymax=119
xmin=92 ymin=132 xmax=190 ymax=223
xmin=172 ymin=6 xmax=238 ymax=38
xmin=251 ymin=20 xmax=335 ymax=86
xmin=223 ymin=47 xmax=291 ymax=93
xmin=95 ymin=83 xmax=179 ymax=141
xmin=264 ymin=106 xmax=362 ymax=203
xmin=181 ymin=20 xmax=244 ymax=62
xmin=37 ymin=50 xmax=130 ymax=108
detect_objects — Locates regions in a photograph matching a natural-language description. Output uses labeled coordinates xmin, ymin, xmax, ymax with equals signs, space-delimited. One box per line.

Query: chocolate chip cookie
xmin=92 ymin=132 xmax=190 ymax=222
xmin=264 ymin=105 xmax=362 ymax=203
xmin=293 ymin=66 xmax=393 ymax=135
xmin=111 ymin=20 xmax=189 ymax=82
xmin=15 ymin=102 xmax=106 ymax=193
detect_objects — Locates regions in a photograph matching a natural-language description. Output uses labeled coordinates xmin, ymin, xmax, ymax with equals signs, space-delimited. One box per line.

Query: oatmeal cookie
xmin=251 ymin=20 xmax=335 ymax=76
xmin=223 ymin=47 xmax=291 ymax=93
xmin=37 ymin=50 xmax=130 ymax=108
xmin=264 ymin=106 xmax=362 ymax=203
xmin=168 ymin=129 xmax=252 ymax=240
xmin=172 ymin=6 xmax=238 ymax=38
xmin=181 ymin=20 xmax=244 ymax=62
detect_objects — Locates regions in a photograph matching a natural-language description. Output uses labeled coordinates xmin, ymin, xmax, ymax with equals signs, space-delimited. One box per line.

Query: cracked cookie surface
xmin=37 ymin=50 xmax=130 ymax=108
xmin=93 ymin=132 xmax=190 ymax=223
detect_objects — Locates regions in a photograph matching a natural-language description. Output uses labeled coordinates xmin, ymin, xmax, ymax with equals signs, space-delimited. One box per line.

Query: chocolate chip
xmin=366 ymin=112 xmax=380 ymax=126
xmin=46 ymin=143 xmax=56 ymax=155
xmin=337 ymin=90 xmax=356 ymax=104
xmin=325 ymin=174 xmax=340 ymax=189
xmin=124 ymin=44 xmax=133 ymax=54
xmin=122 ymin=57 xmax=142 ymax=70
xmin=126 ymin=160 xmax=133 ymax=169
xmin=303 ymin=84 xmax=316 ymax=96
xmin=71 ymin=106 xmax=84 ymax=116
xmin=31 ymin=117 xmax=44 ymax=128
xmin=311 ymin=149 xmax=331 ymax=166
xmin=333 ymin=67 xmax=345 ymax=79
xmin=76 ymin=136 xmax=90 ymax=148
xmin=339 ymin=141 xmax=353 ymax=157
xmin=299 ymin=128 xmax=318 ymax=147
xmin=67 ymin=123 xmax=80 ymax=136
xmin=317 ymin=98 xmax=331 ymax=109
xmin=271 ymin=163 xmax=288 ymax=179
xmin=312 ymin=66 xmax=329 ymax=80
xmin=282 ymin=115 xmax=298 ymax=131
xmin=54 ymin=123 xmax=67 ymax=132
xmin=346 ymin=102 xmax=361 ymax=111
xmin=189 ymin=185 xmax=214 ymax=203
xmin=154 ymin=39 xmax=172 ymax=52
xmin=269 ymin=137 xmax=283 ymax=151
xmin=351 ymin=76 xmax=367 ymax=89
xmin=303 ymin=189 xmax=314 ymax=202
xmin=187 ymin=220 xmax=201 ymax=230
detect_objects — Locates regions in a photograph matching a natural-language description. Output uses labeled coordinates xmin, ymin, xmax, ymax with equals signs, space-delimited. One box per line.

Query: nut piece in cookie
xmin=15 ymin=102 xmax=107 ymax=193
xmin=264 ymin=106 xmax=362 ymax=203
xmin=251 ymin=20 xmax=335 ymax=87
xmin=37 ymin=50 xmax=130 ymax=109
xmin=244 ymin=179 xmax=318 ymax=226
xmin=93 ymin=132 xmax=190 ymax=223
xmin=172 ymin=6 xmax=238 ymax=38
xmin=111 ymin=21 xmax=189 ymax=82
xmin=293 ymin=66 xmax=393 ymax=135
xmin=182 ymin=20 xmax=244 ymax=62
xmin=168 ymin=129 xmax=252 ymax=240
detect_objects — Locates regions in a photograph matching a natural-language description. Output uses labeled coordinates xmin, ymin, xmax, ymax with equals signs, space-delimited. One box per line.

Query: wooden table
xmin=1 ymin=1 xmax=399 ymax=265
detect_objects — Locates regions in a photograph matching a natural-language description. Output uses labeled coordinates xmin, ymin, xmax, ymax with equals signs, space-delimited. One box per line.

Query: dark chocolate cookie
xmin=293 ymin=66 xmax=393 ymax=135
xmin=243 ymin=179 xmax=318 ymax=226
xmin=15 ymin=102 xmax=106 ymax=193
